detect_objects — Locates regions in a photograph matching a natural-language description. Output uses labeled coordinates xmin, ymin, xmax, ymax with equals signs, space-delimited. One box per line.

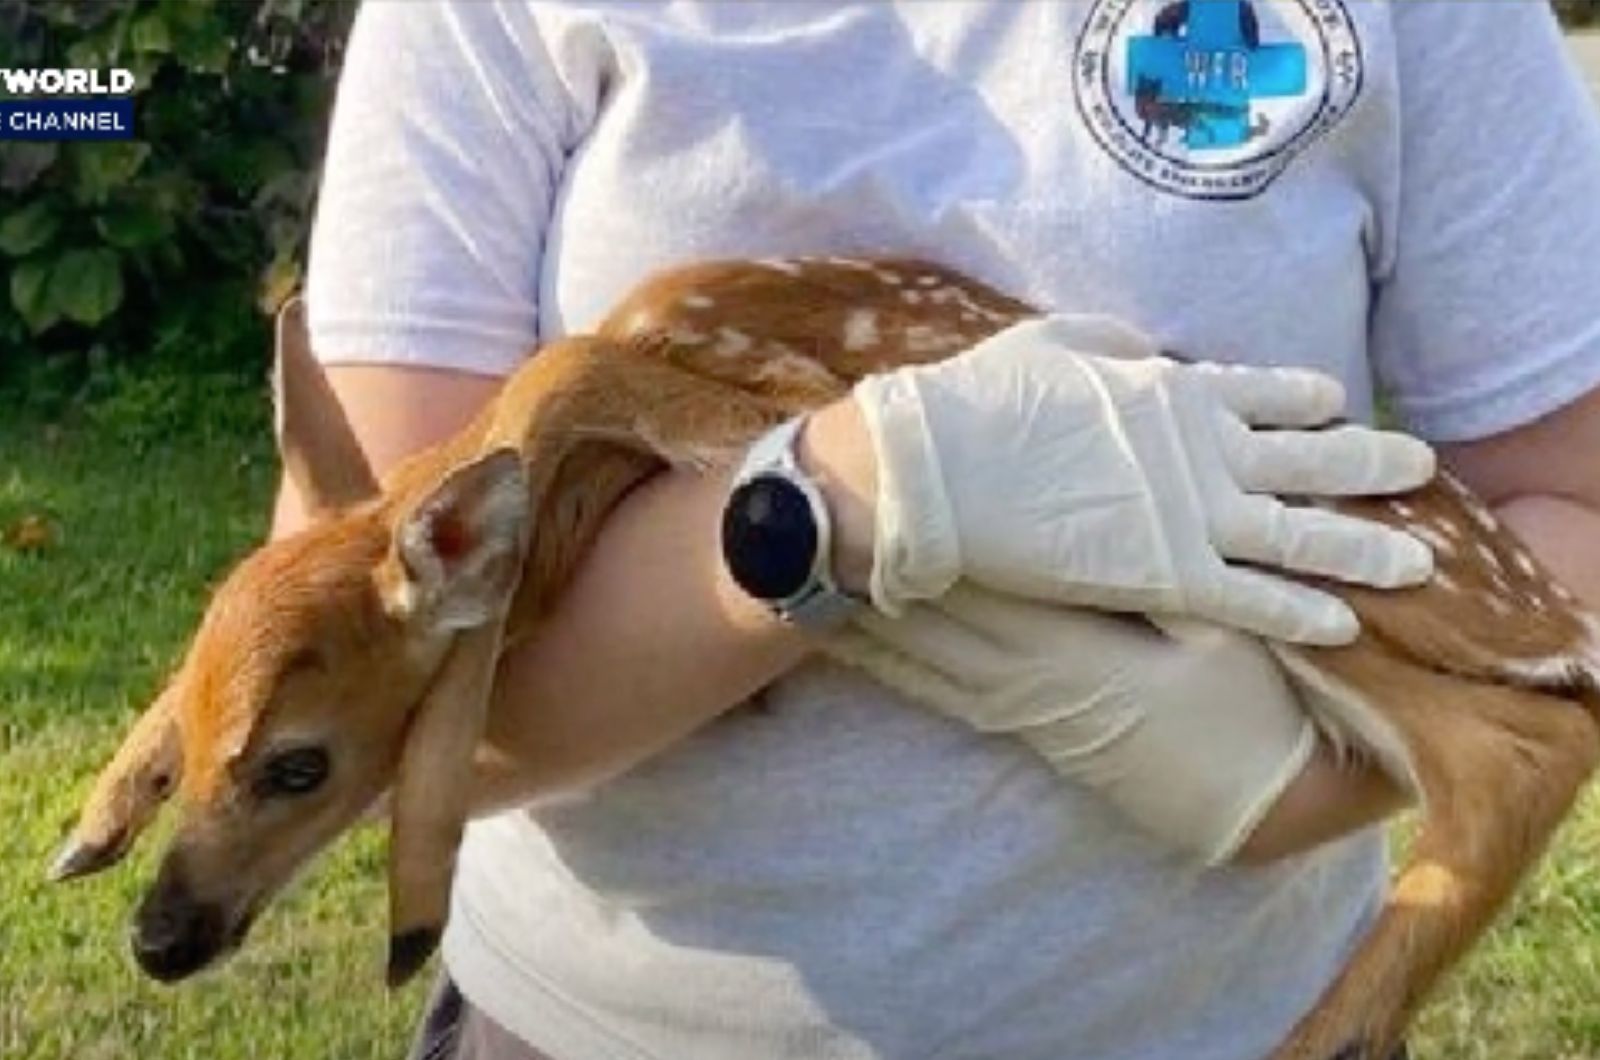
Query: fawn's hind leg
xmin=1270 ymin=657 xmax=1600 ymax=1060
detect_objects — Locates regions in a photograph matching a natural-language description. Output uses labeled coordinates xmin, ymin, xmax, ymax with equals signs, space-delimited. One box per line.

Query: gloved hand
xmin=825 ymin=582 xmax=1317 ymax=864
xmin=853 ymin=315 xmax=1436 ymax=645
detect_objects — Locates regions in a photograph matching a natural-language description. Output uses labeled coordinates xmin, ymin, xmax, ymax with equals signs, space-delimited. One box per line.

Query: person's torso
xmin=448 ymin=3 xmax=1402 ymax=1057
xmin=533 ymin=0 xmax=1394 ymax=417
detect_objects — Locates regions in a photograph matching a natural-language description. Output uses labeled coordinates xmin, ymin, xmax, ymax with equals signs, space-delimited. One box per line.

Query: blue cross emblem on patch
xmin=1074 ymin=0 xmax=1362 ymax=200
xmin=1126 ymin=0 xmax=1308 ymax=150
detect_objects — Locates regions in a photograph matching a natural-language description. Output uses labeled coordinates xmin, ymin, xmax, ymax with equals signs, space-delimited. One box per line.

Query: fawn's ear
xmin=385 ymin=621 xmax=503 ymax=986
xmin=380 ymin=449 xmax=530 ymax=635
xmin=48 ymin=685 xmax=182 ymax=882
xmin=271 ymin=296 xmax=380 ymax=515
xmin=377 ymin=449 xmax=528 ymax=985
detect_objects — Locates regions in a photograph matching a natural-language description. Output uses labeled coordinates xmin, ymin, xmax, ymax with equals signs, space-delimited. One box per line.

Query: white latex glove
xmin=825 ymin=582 xmax=1316 ymax=864
xmin=853 ymin=315 xmax=1436 ymax=646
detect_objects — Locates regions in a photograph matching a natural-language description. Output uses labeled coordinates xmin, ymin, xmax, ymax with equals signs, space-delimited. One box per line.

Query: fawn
xmin=51 ymin=258 xmax=1600 ymax=1060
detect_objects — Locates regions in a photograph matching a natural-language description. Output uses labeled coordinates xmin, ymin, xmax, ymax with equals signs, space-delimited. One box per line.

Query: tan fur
xmin=57 ymin=260 xmax=1600 ymax=1057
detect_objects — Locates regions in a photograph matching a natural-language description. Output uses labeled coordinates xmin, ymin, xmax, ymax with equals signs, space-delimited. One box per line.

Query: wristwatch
xmin=721 ymin=416 xmax=863 ymax=630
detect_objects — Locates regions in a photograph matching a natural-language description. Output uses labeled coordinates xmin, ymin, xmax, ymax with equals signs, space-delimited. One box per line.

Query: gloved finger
xmin=850 ymin=601 xmax=1015 ymax=690
xmin=1197 ymin=363 xmax=1346 ymax=427
xmin=935 ymin=582 xmax=1168 ymax=654
xmin=1226 ymin=423 xmax=1436 ymax=496
xmin=1212 ymin=494 xmax=1434 ymax=588
xmin=1144 ymin=613 xmax=1245 ymax=648
xmin=1021 ymin=313 xmax=1160 ymax=362
xmin=824 ymin=627 xmax=973 ymax=716
xmin=1191 ymin=566 xmax=1361 ymax=646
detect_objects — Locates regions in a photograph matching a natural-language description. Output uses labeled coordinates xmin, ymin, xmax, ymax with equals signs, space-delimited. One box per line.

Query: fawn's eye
xmin=256 ymin=747 xmax=330 ymax=799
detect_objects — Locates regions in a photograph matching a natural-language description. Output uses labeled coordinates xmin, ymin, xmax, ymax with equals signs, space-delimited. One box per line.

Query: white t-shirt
xmin=306 ymin=3 xmax=1600 ymax=1058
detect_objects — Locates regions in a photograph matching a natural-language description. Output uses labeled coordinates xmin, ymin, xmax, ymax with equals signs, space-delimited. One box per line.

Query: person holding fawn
xmin=287 ymin=3 xmax=1600 ymax=1059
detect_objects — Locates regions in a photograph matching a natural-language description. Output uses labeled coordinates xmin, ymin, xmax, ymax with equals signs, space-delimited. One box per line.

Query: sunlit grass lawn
xmin=0 ymin=376 xmax=1597 ymax=1059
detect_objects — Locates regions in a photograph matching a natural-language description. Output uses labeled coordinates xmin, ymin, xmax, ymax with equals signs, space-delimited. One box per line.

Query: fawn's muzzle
xmin=131 ymin=869 xmax=240 ymax=982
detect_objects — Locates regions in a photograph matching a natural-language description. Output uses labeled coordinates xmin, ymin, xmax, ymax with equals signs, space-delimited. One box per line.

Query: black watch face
xmin=722 ymin=474 xmax=819 ymax=602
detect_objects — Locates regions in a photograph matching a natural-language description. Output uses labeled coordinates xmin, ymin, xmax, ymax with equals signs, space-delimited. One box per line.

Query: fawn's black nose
xmin=131 ymin=873 xmax=228 ymax=982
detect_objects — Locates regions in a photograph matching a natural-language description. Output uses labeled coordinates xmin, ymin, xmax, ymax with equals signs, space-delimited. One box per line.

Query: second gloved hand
xmin=853 ymin=315 xmax=1436 ymax=645
xmin=826 ymin=582 xmax=1319 ymax=865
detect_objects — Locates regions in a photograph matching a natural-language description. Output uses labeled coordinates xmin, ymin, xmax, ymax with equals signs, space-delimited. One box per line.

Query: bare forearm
xmin=1492 ymin=494 xmax=1600 ymax=607
xmin=473 ymin=464 xmax=814 ymax=804
xmin=1234 ymin=747 xmax=1406 ymax=864
xmin=1440 ymin=387 xmax=1600 ymax=608
xmin=471 ymin=398 xmax=879 ymax=805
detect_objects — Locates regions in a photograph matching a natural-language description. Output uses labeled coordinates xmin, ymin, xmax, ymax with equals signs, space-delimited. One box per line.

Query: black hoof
xmin=387 ymin=926 xmax=441 ymax=987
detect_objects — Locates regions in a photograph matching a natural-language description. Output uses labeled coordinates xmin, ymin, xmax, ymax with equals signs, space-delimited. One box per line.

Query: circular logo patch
xmin=1075 ymin=0 xmax=1363 ymax=201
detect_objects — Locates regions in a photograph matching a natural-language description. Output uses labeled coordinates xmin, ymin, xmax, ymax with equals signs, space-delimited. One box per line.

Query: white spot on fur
xmin=1465 ymin=498 xmax=1498 ymax=532
xmin=751 ymin=353 xmax=838 ymax=390
xmin=917 ymin=275 xmax=941 ymax=287
xmin=873 ymin=271 xmax=904 ymax=286
xmin=712 ymin=328 xmax=754 ymax=357
xmin=904 ymin=325 xmax=965 ymax=354
xmin=1407 ymin=523 xmax=1455 ymax=555
xmin=902 ymin=290 xmax=924 ymax=306
xmin=1433 ymin=570 xmax=1459 ymax=593
xmin=1513 ymin=549 xmax=1539 ymax=578
xmin=843 ymin=309 xmax=880 ymax=352
xmin=1497 ymin=654 xmax=1588 ymax=688
xmin=760 ymin=258 xmax=803 ymax=276
xmin=681 ymin=294 xmax=715 ymax=310
xmin=1483 ymin=611 xmax=1600 ymax=692
xmin=1389 ymin=500 xmax=1415 ymax=519
xmin=665 ymin=326 xmax=708 ymax=346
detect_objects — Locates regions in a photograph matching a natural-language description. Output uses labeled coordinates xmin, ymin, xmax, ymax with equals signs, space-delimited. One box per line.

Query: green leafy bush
xmin=0 ymin=0 xmax=353 ymax=400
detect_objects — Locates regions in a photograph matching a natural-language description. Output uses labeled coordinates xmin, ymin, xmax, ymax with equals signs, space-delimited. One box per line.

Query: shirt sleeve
xmin=1371 ymin=4 xmax=1600 ymax=443
xmin=305 ymin=1 xmax=592 ymax=377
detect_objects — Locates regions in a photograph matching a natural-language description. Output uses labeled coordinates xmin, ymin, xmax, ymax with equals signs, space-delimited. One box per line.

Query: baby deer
xmin=52 ymin=259 xmax=1600 ymax=1060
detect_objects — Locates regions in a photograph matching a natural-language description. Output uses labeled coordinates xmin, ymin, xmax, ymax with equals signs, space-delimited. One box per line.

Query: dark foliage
xmin=1558 ymin=0 xmax=1600 ymax=28
xmin=0 ymin=0 xmax=354 ymax=402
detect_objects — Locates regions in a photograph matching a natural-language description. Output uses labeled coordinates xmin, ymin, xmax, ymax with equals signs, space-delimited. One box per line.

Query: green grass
xmin=1 ymin=376 xmax=1598 ymax=1058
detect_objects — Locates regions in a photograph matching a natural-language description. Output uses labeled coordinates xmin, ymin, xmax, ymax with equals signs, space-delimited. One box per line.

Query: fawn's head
xmin=49 ymin=300 xmax=528 ymax=986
